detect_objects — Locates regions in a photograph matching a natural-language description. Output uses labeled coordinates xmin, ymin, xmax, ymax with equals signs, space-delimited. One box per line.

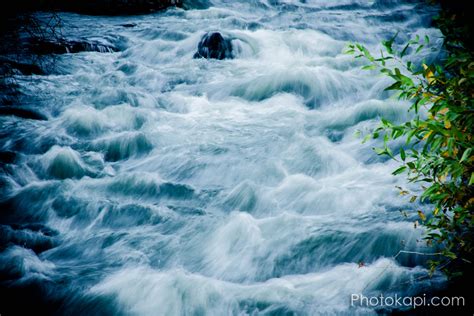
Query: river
xmin=0 ymin=0 xmax=446 ymax=314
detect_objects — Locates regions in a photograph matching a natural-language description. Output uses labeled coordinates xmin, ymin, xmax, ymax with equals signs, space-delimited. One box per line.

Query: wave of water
xmin=1 ymin=0 xmax=446 ymax=314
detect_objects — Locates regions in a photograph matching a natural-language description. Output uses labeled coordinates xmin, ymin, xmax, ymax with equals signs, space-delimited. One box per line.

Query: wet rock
xmin=30 ymin=39 xmax=118 ymax=55
xmin=53 ymin=0 xmax=183 ymax=15
xmin=121 ymin=23 xmax=137 ymax=28
xmin=0 ymin=58 xmax=44 ymax=75
xmin=194 ymin=32 xmax=233 ymax=60
xmin=0 ymin=224 xmax=58 ymax=254
xmin=0 ymin=151 xmax=16 ymax=164
xmin=0 ymin=107 xmax=47 ymax=120
xmin=0 ymin=84 xmax=17 ymax=105
xmin=2 ymin=0 xmax=182 ymax=15
xmin=11 ymin=223 xmax=59 ymax=237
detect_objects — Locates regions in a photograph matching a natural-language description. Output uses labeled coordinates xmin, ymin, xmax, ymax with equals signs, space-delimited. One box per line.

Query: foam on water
xmin=90 ymin=258 xmax=436 ymax=315
xmin=0 ymin=0 xmax=446 ymax=314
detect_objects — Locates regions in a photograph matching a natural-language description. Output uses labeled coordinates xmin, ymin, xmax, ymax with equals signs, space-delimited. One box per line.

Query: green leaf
xmin=374 ymin=147 xmax=386 ymax=155
xmin=384 ymin=81 xmax=402 ymax=91
xmin=400 ymin=148 xmax=406 ymax=161
xmin=362 ymin=64 xmax=377 ymax=70
xmin=357 ymin=44 xmax=374 ymax=61
xmin=381 ymin=118 xmax=392 ymax=127
xmin=394 ymin=67 xmax=402 ymax=78
xmin=392 ymin=166 xmax=407 ymax=175
xmin=362 ymin=134 xmax=372 ymax=143
xmin=443 ymin=251 xmax=457 ymax=260
xmin=382 ymin=32 xmax=398 ymax=55
xmin=460 ymin=148 xmax=472 ymax=163
xmin=399 ymin=74 xmax=414 ymax=87
xmin=400 ymin=43 xmax=410 ymax=57
xmin=408 ymin=35 xmax=419 ymax=45
xmin=469 ymin=173 xmax=474 ymax=186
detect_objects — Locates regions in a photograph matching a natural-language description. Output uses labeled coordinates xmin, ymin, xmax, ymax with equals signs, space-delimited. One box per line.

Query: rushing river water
xmin=1 ymin=0 xmax=447 ymax=314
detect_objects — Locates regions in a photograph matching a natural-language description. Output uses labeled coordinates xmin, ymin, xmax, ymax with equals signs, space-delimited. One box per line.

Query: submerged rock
xmin=78 ymin=0 xmax=182 ymax=15
xmin=30 ymin=39 xmax=118 ymax=55
xmin=194 ymin=32 xmax=233 ymax=60
xmin=22 ymin=0 xmax=183 ymax=15
xmin=0 ymin=58 xmax=44 ymax=75
xmin=0 ymin=107 xmax=47 ymax=120
xmin=121 ymin=23 xmax=137 ymax=28
xmin=0 ymin=224 xmax=58 ymax=254
xmin=0 ymin=151 xmax=17 ymax=164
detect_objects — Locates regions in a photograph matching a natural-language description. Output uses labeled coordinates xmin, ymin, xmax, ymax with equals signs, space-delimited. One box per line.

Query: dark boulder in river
xmin=30 ymin=39 xmax=118 ymax=55
xmin=4 ymin=0 xmax=183 ymax=15
xmin=0 ymin=151 xmax=17 ymax=164
xmin=0 ymin=107 xmax=47 ymax=120
xmin=0 ymin=58 xmax=44 ymax=75
xmin=194 ymin=32 xmax=233 ymax=60
xmin=64 ymin=0 xmax=183 ymax=15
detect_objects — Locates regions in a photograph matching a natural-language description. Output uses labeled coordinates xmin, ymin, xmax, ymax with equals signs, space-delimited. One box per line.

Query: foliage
xmin=346 ymin=30 xmax=473 ymax=277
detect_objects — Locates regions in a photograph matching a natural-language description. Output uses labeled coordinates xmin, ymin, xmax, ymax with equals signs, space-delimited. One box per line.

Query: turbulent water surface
xmin=1 ymin=0 xmax=447 ymax=314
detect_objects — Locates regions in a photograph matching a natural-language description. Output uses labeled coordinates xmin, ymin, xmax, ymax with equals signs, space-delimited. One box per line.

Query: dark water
xmin=0 ymin=0 xmax=446 ymax=314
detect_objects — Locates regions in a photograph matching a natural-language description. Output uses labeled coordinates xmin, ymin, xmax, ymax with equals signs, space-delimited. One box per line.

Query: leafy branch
xmin=346 ymin=32 xmax=474 ymax=277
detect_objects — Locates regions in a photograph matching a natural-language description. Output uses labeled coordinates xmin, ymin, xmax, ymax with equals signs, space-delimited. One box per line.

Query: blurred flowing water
xmin=0 ymin=0 xmax=446 ymax=314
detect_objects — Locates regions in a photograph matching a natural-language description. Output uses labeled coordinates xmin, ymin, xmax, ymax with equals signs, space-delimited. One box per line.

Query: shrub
xmin=346 ymin=29 xmax=473 ymax=277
